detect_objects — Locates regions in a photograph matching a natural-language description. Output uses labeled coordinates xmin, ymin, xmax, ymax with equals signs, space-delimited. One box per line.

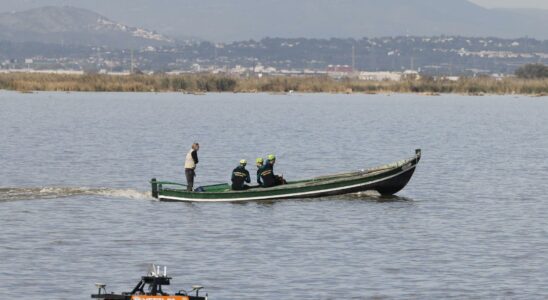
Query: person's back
xmin=256 ymin=157 xmax=264 ymax=186
xmin=259 ymin=155 xmax=277 ymax=187
xmin=231 ymin=160 xmax=251 ymax=190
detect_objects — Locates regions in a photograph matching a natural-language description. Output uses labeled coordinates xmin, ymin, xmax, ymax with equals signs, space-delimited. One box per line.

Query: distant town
xmin=1 ymin=36 xmax=547 ymax=81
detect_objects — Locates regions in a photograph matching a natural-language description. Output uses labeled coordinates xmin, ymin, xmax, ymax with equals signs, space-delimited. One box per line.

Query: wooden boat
xmin=91 ymin=265 xmax=207 ymax=300
xmin=151 ymin=149 xmax=421 ymax=202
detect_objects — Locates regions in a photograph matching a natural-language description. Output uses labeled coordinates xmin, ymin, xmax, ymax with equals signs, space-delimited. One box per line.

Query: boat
xmin=151 ymin=149 xmax=421 ymax=202
xmin=91 ymin=264 xmax=207 ymax=300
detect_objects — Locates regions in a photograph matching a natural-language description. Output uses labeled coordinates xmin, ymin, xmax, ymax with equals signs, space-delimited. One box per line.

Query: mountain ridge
xmin=15 ymin=0 xmax=543 ymax=42
xmin=0 ymin=6 xmax=174 ymax=48
xmin=0 ymin=1 xmax=547 ymax=45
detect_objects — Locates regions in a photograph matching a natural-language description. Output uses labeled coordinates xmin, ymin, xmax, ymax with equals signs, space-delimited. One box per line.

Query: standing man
xmin=184 ymin=143 xmax=199 ymax=191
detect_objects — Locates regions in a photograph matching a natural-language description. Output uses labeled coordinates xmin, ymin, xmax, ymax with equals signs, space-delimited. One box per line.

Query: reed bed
xmin=0 ymin=73 xmax=547 ymax=95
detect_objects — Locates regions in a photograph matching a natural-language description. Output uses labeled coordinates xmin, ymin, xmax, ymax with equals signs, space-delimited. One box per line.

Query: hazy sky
xmin=3 ymin=0 xmax=548 ymax=9
xmin=470 ymin=0 xmax=548 ymax=9
xmin=2 ymin=0 xmax=548 ymax=11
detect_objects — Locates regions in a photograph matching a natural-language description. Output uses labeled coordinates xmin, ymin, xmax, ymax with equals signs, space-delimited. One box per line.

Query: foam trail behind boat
xmin=0 ymin=187 xmax=153 ymax=202
xmin=354 ymin=190 xmax=382 ymax=197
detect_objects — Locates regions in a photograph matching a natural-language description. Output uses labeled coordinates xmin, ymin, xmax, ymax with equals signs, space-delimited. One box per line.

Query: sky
xmin=3 ymin=0 xmax=548 ymax=10
xmin=470 ymin=0 xmax=548 ymax=9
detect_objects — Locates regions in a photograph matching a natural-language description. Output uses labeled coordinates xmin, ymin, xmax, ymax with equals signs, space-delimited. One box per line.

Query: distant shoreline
xmin=1 ymin=73 xmax=547 ymax=96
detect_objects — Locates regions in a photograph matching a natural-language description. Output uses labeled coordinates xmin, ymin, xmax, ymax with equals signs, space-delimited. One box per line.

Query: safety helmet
xmin=240 ymin=159 xmax=247 ymax=165
xmin=267 ymin=154 xmax=276 ymax=161
xmin=256 ymin=157 xmax=263 ymax=164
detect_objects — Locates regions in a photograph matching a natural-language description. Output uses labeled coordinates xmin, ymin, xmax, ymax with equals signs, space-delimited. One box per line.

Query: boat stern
xmin=150 ymin=178 xmax=159 ymax=199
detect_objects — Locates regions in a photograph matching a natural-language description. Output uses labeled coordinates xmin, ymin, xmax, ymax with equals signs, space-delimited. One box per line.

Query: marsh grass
xmin=1 ymin=73 xmax=547 ymax=95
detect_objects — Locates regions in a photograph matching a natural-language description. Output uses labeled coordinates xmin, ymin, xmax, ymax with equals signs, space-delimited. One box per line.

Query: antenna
xmin=130 ymin=49 xmax=134 ymax=74
xmin=97 ymin=48 xmax=101 ymax=70
xmin=352 ymin=45 xmax=356 ymax=71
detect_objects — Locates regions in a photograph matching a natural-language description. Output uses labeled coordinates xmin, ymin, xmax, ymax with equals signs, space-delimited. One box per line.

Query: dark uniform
xmin=256 ymin=168 xmax=262 ymax=186
xmin=231 ymin=165 xmax=251 ymax=190
xmin=258 ymin=162 xmax=277 ymax=187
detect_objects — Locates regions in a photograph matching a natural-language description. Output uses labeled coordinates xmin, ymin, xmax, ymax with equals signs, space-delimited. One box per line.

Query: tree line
xmin=515 ymin=64 xmax=548 ymax=79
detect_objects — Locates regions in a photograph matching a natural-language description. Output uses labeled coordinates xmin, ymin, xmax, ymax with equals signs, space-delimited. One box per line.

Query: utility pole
xmin=97 ymin=48 xmax=101 ymax=71
xmin=130 ymin=49 xmax=134 ymax=74
xmin=352 ymin=45 xmax=356 ymax=71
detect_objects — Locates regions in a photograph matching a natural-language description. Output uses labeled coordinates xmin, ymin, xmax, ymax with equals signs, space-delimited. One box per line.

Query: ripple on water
xmin=0 ymin=93 xmax=547 ymax=299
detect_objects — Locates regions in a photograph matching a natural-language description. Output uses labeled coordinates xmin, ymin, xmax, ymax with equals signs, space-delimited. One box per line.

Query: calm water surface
xmin=0 ymin=92 xmax=547 ymax=299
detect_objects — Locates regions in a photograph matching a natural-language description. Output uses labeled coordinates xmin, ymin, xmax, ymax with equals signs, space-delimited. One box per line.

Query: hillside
xmin=0 ymin=6 xmax=174 ymax=48
xmin=2 ymin=0 xmax=546 ymax=41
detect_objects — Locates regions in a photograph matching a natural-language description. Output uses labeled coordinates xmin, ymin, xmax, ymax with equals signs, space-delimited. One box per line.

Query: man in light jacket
xmin=184 ymin=143 xmax=199 ymax=191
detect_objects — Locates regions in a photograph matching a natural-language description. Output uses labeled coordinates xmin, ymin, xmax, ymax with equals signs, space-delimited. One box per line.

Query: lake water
xmin=0 ymin=92 xmax=547 ymax=299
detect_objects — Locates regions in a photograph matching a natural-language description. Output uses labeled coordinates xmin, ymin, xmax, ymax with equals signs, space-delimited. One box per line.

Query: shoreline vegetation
xmin=1 ymin=73 xmax=547 ymax=96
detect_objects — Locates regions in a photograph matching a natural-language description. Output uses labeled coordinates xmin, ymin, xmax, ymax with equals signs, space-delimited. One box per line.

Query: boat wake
xmin=350 ymin=190 xmax=413 ymax=202
xmin=354 ymin=190 xmax=383 ymax=197
xmin=0 ymin=187 xmax=154 ymax=202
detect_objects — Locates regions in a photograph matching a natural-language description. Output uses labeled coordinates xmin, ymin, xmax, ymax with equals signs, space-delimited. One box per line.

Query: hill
xmin=2 ymin=0 xmax=547 ymax=41
xmin=0 ymin=6 xmax=174 ymax=48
